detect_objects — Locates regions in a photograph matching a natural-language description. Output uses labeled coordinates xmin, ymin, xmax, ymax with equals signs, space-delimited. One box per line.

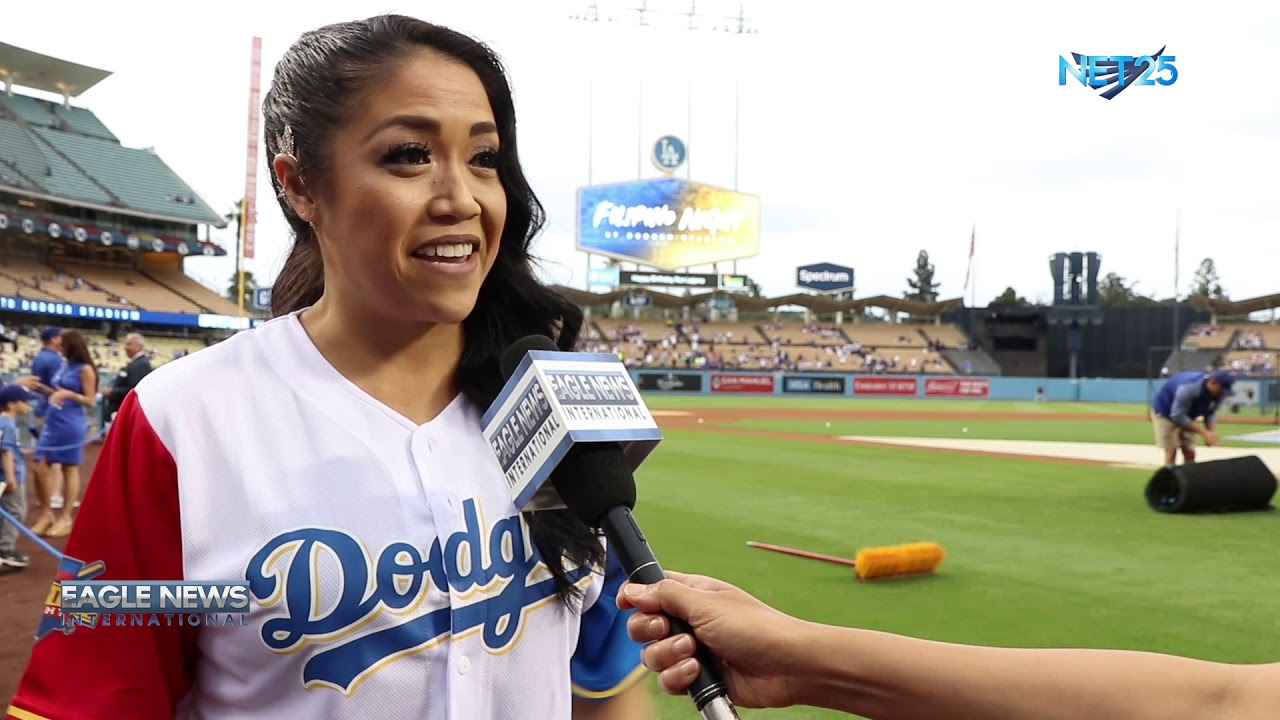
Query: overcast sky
xmin=5 ymin=0 xmax=1279 ymax=311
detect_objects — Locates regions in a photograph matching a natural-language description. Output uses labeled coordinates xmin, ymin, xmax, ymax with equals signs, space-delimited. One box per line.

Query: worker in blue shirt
xmin=1150 ymin=369 xmax=1235 ymax=466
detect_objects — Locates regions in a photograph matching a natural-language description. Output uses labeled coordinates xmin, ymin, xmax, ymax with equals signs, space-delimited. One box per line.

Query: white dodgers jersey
xmin=6 ymin=312 xmax=647 ymax=720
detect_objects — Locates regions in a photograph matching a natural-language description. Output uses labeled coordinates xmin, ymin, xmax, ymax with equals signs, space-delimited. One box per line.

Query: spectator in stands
xmin=1149 ymin=369 xmax=1234 ymax=466
xmin=103 ymin=332 xmax=153 ymax=425
xmin=27 ymin=329 xmax=98 ymax=538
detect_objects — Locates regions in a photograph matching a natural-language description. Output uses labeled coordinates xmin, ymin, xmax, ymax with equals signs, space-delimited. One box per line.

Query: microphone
xmin=484 ymin=335 xmax=741 ymax=720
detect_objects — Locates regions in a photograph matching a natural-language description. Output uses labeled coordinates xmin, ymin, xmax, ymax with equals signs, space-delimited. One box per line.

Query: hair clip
xmin=280 ymin=124 xmax=296 ymax=156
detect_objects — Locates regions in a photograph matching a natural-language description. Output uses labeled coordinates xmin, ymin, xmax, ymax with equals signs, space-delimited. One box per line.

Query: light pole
xmin=570 ymin=1 xmax=759 ymax=282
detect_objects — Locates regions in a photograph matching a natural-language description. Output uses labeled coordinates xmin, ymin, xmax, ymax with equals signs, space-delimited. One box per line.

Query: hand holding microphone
xmin=617 ymin=571 xmax=813 ymax=710
xmin=487 ymin=336 xmax=741 ymax=720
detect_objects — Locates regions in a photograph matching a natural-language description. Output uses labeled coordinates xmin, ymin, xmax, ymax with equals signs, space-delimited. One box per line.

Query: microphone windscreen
xmin=500 ymin=335 xmax=559 ymax=381
xmin=550 ymin=441 xmax=638 ymax=527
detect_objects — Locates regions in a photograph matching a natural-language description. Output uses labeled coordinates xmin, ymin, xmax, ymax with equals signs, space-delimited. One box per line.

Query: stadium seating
xmin=31 ymin=127 xmax=216 ymax=225
xmin=0 ymin=93 xmax=117 ymax=142
xmin=145 ymin=269 xmax=253 ymax=316
xmin=0 ymin=118 xmax=114 ymax=205
xmin=1173 ymin=322 xmax=1279 ymax=378
xmin=0 ymin=255 xmax=248 ymax=317
xmin=2 ymin=257 xmax=130 ymax=307
xmin=0 ymin=90 xmax=221 ymax=229
xmin=53 ymin=263 xmax=203 ymax=313
xmin=1181 ymin=323 xmax=1234 ymax=350
xmin=0 ymin=324 xmax=207 ymax=381
xmin=578 ymin=318 xmax=970 ymax=374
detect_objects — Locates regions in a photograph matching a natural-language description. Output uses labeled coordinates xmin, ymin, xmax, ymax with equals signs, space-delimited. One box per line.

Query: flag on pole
xmin=962 ymin=225 xmax=975 ymax=292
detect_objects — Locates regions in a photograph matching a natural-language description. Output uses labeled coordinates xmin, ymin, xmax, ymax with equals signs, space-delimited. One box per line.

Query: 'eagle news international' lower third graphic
xmin=43 ymin=576 xmax=252 ymax=639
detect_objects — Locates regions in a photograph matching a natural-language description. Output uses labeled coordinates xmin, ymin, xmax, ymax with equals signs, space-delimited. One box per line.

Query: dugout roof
xmin=0 ymin=42 xmax=112 ymax=98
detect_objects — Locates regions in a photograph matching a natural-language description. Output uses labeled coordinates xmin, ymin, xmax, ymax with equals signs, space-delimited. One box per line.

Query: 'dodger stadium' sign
xmin=576 ymin=178 xmax=762 ymax=270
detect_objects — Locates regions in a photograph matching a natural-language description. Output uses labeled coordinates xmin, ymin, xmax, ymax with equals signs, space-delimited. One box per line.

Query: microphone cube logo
xmin=1059 ymin=46 xmax=1177 ymax=99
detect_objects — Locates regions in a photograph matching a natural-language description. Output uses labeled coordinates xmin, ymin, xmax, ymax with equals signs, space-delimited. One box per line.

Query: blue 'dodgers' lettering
xmin=245 ymin=498 xmax=594 ymax=692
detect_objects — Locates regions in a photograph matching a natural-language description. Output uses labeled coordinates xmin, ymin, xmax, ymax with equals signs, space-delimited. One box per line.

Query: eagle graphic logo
xmin=35 ymin=556 xmax=107 ymax=643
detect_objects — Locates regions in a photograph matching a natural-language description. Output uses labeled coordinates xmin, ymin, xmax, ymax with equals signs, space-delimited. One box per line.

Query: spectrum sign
xmin=576 ymin=178 xmax=762 ymax=270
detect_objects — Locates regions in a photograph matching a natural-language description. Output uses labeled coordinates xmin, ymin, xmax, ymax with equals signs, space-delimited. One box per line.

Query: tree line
xmin=901 ymin=250 xmax=1229 ymax=308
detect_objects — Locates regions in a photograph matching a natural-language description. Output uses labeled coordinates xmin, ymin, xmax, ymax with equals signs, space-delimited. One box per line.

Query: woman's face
xmin=304 ymin=50 xmax=507 ymax=327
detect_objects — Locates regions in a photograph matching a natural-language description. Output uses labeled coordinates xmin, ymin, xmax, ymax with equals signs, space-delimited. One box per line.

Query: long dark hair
xmin=59 ymin=329 xmax=97 ymax=385
xmin=262 ymin=15 xmax=601 ymax=604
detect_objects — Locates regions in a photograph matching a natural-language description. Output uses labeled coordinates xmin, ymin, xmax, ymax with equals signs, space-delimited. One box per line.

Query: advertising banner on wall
xmin=577 ymin=178 xmax=762 ymax=270
xmin=795 ymin=263 xmax=855 ymax=294
xmin=782 ymin=375 xmax=847 ymax=394
xmin=635 ymin=372 xmax=703 ymax=393
xmin=924 ymin=377 xmax=991 ymax=398
xmin=620 ymin=271 xmax=719 ymax=288
xmin=853 ymin=377 xmax=919 ymax=396
xmin=710 ymin=373 xmax=775 ymax=393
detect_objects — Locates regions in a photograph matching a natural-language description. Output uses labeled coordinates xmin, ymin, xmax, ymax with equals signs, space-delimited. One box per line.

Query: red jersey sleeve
xmin=6 ymin=391 xmax=197 ymax=720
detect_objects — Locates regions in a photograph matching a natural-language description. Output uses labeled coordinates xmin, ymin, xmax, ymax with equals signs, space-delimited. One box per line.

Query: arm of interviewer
xmin=5 ymin=392 xmax=197 ymax=720
xmin=619 ymin=573 xmax=1280 ymax=720
xmin=792 ymin=625 xmax=1275 ymax=720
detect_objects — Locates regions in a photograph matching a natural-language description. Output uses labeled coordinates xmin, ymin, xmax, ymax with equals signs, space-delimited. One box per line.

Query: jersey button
xmin=457 ymin=656 xmax=471 ymax=675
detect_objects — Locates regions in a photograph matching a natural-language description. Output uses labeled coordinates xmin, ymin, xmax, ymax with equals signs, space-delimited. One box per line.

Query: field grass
xmin=630 ymin=397 xmax=1280 ymax=719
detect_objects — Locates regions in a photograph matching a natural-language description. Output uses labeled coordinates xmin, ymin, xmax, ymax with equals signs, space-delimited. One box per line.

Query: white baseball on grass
xmin=825 ymin=421 xmax=831 ymax=428
xmin=962 ymin=427 xmax=969 ymax=433
xmin=698 ymin=418 xmax=704 ymax=424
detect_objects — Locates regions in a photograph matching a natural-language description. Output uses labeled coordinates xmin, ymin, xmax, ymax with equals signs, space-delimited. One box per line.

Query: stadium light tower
xmin=569 ymin=1 xmax=759 ymax=282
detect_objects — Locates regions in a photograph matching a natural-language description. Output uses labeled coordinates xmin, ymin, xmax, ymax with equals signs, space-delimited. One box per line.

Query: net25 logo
xmin=1059 ymin=46 xmax=1176 ymax=100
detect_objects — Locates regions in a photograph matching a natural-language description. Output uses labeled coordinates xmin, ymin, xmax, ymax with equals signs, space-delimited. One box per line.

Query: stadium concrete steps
xmin=941 ymin=347 xmax=1002 ymax=376
xmin=1159 ymin=348 xmax=1225 ymax=375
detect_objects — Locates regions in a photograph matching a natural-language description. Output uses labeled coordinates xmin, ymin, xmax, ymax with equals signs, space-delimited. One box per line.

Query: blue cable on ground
xmin=0 ymin=429 xmax=109 ymax=563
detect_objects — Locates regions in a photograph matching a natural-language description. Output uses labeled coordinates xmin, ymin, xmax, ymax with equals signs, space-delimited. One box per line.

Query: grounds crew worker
xmin=1150 ymin=368 xmax=1235 ymax=466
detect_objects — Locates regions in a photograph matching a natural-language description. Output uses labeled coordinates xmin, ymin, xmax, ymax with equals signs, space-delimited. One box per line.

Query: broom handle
xmin=746 ymin=541 xmax=857 ymax=567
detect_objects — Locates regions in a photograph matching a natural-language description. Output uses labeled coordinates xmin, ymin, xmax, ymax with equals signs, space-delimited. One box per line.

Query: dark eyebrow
xmin=364 ymin=115 xmax=499 ymax=143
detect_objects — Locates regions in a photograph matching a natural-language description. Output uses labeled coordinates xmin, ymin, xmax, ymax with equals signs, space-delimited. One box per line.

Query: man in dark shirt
xmin=104 ymin=332 xmax=153 ymax=426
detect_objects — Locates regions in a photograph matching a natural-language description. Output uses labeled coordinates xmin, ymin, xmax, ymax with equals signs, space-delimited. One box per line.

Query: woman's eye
xmin=385 ymin=144 xmax=431 ymax=165
xmin=473 ymin=149 xmax=500 ymax=169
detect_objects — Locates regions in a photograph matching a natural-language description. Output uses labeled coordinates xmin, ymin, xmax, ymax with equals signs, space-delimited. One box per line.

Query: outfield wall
xmin=631 ymin=370 xmax=1277 ymax=406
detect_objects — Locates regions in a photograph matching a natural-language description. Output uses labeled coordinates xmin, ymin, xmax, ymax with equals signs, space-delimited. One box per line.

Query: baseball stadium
xmin=3 ymin=28 xmax=1280 ymax=720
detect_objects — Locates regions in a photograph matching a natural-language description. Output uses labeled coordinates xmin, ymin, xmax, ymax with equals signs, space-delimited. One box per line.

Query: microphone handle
xmin=600 ymin=506 xmax=741 ymax=720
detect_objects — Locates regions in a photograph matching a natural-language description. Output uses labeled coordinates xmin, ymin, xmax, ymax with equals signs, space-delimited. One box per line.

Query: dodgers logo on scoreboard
xmin=652 ymin=135 xmax=686 ymax=174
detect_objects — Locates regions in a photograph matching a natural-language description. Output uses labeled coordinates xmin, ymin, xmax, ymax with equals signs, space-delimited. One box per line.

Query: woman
xmin=27 ymin=328 xmax=96 ymax=538
xmin=619 ymin=572 xmax=1280 ymax=720
xmin=7 ymin=15 xmax=654 ymax=720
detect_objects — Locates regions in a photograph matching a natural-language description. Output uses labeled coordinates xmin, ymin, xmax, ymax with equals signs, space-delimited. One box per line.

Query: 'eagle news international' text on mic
xmin=481 ymin=335 xmax=741 ymax=720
